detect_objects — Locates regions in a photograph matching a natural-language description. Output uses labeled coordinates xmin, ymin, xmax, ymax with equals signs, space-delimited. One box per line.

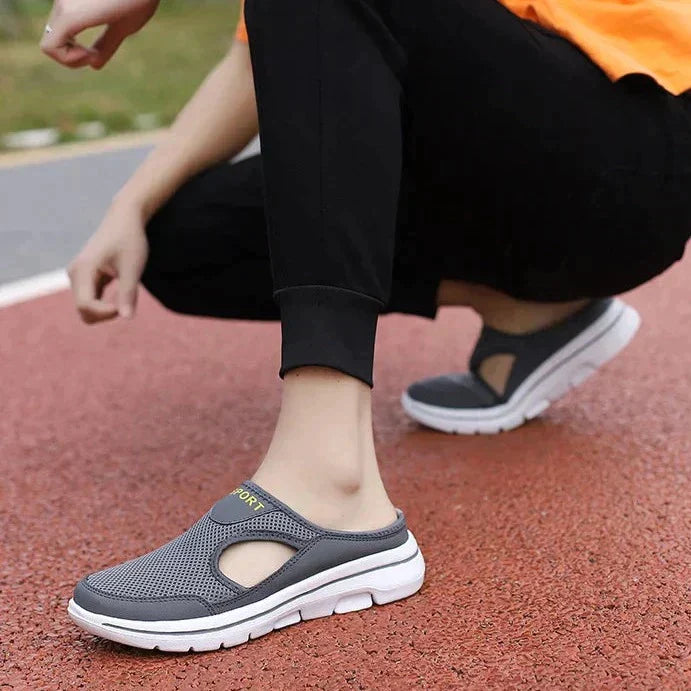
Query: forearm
xmin=116 ymin=41 xmax=258 ymax=219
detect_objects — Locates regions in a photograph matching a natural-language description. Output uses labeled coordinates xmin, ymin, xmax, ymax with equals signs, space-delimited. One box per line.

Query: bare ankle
xmin=253 ymin=460 xmax=395 ymax=532
xmin=252 ymin=367 xmax=396 ymax=531
xmin=438 ymin=280 xmax=590 ymax=334
xmin=481 ymin=298 xmax=590 ymax=334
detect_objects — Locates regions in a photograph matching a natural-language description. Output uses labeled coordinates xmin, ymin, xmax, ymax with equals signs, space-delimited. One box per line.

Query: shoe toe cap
xmin=73 ymin=578 xmax=212 ymax=621
xmin=407 ymin=373 xmax=499 ymax=409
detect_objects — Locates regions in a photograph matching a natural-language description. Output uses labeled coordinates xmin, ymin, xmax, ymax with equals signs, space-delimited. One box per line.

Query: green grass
xmin=0 ymin=1 xmax=239 ymax=141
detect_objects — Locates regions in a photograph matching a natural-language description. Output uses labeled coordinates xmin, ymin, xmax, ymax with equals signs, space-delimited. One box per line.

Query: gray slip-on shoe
xmin=68 ymin=482 xmax=424 ymax=652
xmin=402 ymin=297 xmax=640 ymax=434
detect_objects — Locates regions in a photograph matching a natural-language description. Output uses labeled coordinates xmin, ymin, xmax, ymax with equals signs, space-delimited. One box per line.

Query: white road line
xmin=0 ymin=136 xmax=263 ymax=312
xmin=0 ymin=269 xmax=69 ymax=309
xmin=0 ymin=130 xmax=166 ymax=170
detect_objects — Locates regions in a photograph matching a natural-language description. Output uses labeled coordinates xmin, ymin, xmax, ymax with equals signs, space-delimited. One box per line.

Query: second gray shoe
xmin=402 ymin=298 xmax=640 ymax=434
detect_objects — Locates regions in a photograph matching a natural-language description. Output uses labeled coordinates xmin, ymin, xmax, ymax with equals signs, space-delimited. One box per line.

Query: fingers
xmin=40 ymin=9 xmax=97 ymax=67
xmin=68 ymin=263 xmax=118 ymax=324
xmin=116 ymin=254 xmax=145 ymax=319
xmin=88 ymin=24 xmax=129 ymax=70
xmin=95 ymin=269 xmax=114 ymax=299
xmin=49 ymin=42 xmax=95 ymax=69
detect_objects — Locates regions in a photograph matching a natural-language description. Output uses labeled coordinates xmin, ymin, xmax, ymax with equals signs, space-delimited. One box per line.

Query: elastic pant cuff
xmin=276 ymin=285 xmax=382 ymax=387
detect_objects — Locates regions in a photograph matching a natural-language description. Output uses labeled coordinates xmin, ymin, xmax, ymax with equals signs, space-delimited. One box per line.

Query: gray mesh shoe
xmin=68 ymin=482 xmax=424 ymax=652
xmin=402 ymin=298 xmax=640 ymax=434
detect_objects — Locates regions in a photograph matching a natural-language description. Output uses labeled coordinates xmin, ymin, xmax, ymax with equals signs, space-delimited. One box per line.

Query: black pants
xmin=144 ymin=0 xmax=691 ymax=386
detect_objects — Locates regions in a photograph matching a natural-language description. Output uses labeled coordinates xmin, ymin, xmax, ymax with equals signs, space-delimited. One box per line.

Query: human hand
xmin=67 ymin=201 xmax=149 ymax=324
xmin=40 ymin=0 xmax=160 ymax=69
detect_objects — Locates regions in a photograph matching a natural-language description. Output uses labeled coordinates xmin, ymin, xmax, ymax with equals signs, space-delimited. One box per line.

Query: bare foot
xmin=218 ymin=367 xmax=396 ymax=587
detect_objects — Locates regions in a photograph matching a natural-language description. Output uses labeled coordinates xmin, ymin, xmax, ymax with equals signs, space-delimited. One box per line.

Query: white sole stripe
xmin=98 ymin=548 xmax=421 ymax=637
xmin=68 ymin=532 xmax=425 ymax=650
xmin=0 ymin=269 xmax=69 ymax=310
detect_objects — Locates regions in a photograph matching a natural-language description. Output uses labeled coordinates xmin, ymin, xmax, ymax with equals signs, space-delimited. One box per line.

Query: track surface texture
xmin=1 ymin=255 xmax=689 ymax=690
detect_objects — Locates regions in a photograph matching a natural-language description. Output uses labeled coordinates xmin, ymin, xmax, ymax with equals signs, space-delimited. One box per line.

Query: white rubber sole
xmin=67 ymin=531 xmax=425 ymax=652
xmin=401 ymin=299 xmax=641 ymax=435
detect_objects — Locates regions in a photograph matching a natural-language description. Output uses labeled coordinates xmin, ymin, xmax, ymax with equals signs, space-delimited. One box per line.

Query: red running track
xmin=1 ymin=256 xmax=689 ymax=689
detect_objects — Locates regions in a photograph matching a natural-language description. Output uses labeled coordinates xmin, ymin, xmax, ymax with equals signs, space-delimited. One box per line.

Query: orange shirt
xmin=236 ymin=4 xmax=248 ymax=43
xmin=234 ymin=1 xmax=691 ymax=95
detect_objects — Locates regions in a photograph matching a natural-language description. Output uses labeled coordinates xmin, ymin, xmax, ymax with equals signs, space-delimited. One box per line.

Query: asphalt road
xmin=0 ymin=137 xmax=260 ymax=285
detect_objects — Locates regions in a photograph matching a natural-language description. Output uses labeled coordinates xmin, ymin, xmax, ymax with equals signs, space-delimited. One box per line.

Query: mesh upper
xmin=87 ymin=511 xmax=317 ymax=604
